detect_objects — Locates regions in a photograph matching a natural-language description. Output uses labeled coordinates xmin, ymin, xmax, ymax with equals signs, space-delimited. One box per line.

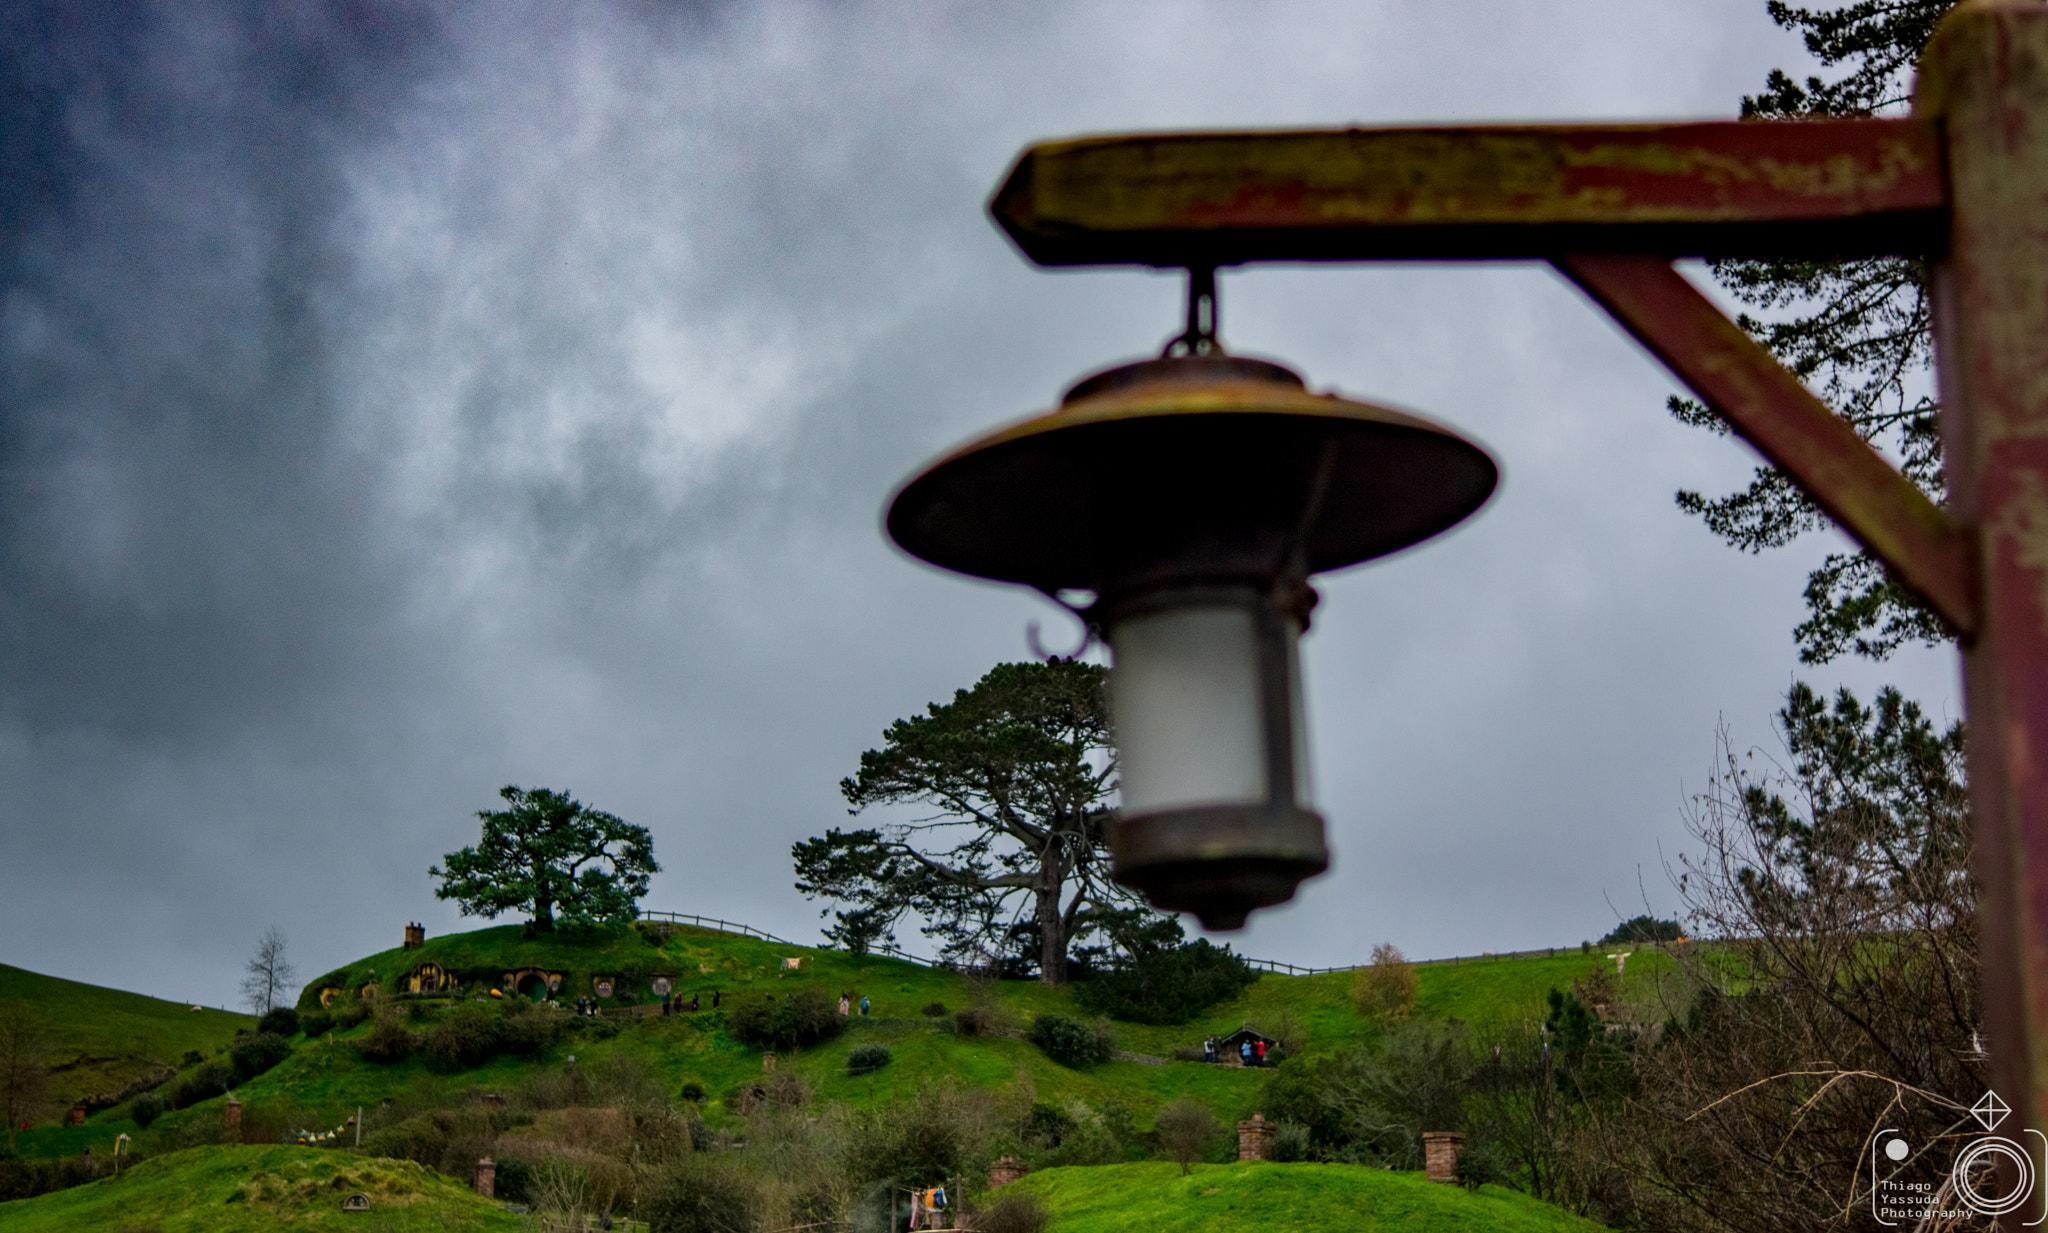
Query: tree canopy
xmin=792 ymin=658 xmax=1166 ymax=984
xmin=1672 ymin=0 xmax=1956 ymax=662
xmin=430 ymin=786 xmax=658 ymax=933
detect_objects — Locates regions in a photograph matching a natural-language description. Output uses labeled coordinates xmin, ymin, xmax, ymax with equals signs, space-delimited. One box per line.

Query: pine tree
xmin=1673 ymin=0 xmax=1957 ymax=662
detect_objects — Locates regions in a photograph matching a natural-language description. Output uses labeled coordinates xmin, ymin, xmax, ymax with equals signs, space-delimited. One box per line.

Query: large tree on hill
xmin=430 ymin=786 xmax=658 ymax=933
xmin=792 ymin=658 xmax=1158 ymax=984
xmin=1671 ymin=0 xmax=1956 ymax=663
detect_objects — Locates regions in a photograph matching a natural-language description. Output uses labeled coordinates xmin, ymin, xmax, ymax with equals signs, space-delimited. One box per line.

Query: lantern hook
xmin=1026 ymin=586 xmax=1097 ymax=660
xmin=1162 ymin=265 xmax=1221 ymax=356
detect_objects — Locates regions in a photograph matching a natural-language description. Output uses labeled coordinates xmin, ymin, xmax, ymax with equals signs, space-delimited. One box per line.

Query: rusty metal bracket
xmin=1553 ymin=252 xmax=1977 ymax=639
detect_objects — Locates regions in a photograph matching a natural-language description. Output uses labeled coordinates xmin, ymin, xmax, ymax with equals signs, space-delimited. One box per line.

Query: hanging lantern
xmin=887 ymin=279 xmax=1496 ymax=929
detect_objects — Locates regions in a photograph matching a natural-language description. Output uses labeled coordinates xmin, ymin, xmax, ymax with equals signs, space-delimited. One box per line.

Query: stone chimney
xmin=403 ymin=923 xmax=425 ymax=950
xmin=1237 ymin=1112 xmax=1276 ymax=1161
xmin=990 ymin=1155 xmax=1029 ymax=1189
xmin=224 ymin=1097 xmax=243 ymax=1137
xmin=1422 ymin=1131 xmax=1466 ymax=1183
xmin=762 ymin=1052 xmax=777 ymax=1073
xmin=67 ymin=1105 xmax=84 ymax=1128
xmin=474 ymin=1157 xmax=496 ymax=1199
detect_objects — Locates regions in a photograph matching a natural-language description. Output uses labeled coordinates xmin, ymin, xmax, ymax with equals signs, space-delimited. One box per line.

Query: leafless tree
xmin=0 ymin=1003 xmax=57 ymax=1151
xmin=240 ymin=925 xmax=298 ymax=1015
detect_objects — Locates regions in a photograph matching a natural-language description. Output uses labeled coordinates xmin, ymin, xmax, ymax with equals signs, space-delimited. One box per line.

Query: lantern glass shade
xmin=884 ymin=353 xmax=1496 ymax=930
xmin=1109 ymin=603 xmax=1308 ymax=815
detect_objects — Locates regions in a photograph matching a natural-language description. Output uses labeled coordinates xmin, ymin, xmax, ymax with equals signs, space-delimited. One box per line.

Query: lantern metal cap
xmin=886 ymin=354 xmax=1498 ymax=593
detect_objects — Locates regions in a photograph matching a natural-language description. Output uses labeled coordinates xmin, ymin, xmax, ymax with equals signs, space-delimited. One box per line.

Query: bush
xmin=1072 ymin=940 xmax=1259 ymax=1025
xmin=229 ymin=1032 xmax=292 ymax=1083
xmin=1028 ymin=1014 xmax=1110 ymax=1069
xmin=678 ymin=1080 xmax=706 ymax=1104
xmin=357 ymin=1015 xmax=416 ymax=1064
xmin=642 ymin=1160 xmax=762 ymax=1233
xmin=1352 ymin=943 xmax=1418 ymax=1018
xmin=256 ymin=1007 xmax=300 ymax=1037
xmin=1271 ymin=1119 xmax=1314 ymax=1162
xmin=128 ymin=1092 xmax=165 ymax=1129
xmin=169 ymin=1060 xmax=233 ymax=1110
xmin=1155 ymin=1097 xmax=1221 ymax=1175
xmin=299 ymin=1011 xmax=333 ymax=1038
xmin=492 ymin=1155 xmax=537 ymax=1204
xmin=727 ymin=988 xmax=844 ymax=1052
xmin=360 ymin=1115 xmax=448 ymax=1166
xmin=846 ymin=1043 xmax=892 ymax=1076
xmin=966 ymin=1190 xmax=1051 ymax=1233
xmin=421 ymin=1005 xmax=501 ymax=1073
xmin=921 ymin=1002 xmax=947 ymax=1018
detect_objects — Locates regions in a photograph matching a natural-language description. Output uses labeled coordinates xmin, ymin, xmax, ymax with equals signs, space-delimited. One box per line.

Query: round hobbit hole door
xmin=651 ymin=976 xmax=673 ymax=996
xmin=518 ymin=974 xmax=548 ymax=1002
xmin=593 ymin=978 xmax=615 ymax=998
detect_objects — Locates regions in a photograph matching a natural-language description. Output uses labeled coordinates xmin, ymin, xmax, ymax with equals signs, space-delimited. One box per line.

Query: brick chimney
xmin=475 ymin=1157 xmax=496 ymax=1199
xmin=1237 ymin=1112 xmax=1276 ymax=1161
xmin=224 ymin=1097 xmax=242 ymax=1138
xmin=990 ymin=1155 xmax=1029 ymax=1189
xmin=1422 ymin=1131 xmax=1466 ymax=1182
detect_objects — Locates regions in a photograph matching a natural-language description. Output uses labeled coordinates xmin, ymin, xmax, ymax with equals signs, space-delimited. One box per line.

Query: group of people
xmin=660 ymin=990 xmax=709 ymax=1015
xmin=1199 ymin=1035 xmax=1269 ymax=1066
xmin=837 ymin=993 xmax=871 ymax=1016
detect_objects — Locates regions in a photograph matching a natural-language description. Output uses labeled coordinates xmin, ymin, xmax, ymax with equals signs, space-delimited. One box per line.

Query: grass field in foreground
xmin=997 ymin=1160 xmax=1604 ymax=1233
xmin=0 ymin=1144 xmax=523 ymax=1232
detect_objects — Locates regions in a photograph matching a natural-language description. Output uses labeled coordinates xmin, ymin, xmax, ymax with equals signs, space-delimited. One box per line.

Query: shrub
xmin=1155 ymin=1097 xmax=1221 ymax=1175
xmin=179 ymin=1050 xmax=203 ymax=1067
xmin=966 ymin=1190 xmax=1051 ymax=1233
xmin=846 ymin=1043 xmax=892 ymax=1076
xmin=921 ymin=1002 xmax=948 ymax=1018
xmin=1271 ymin=1119 xmax=1314 ymax=1162
xmin=128 ymin=1092 xmax=165 ymax=1129
xmin=299 ymin=1011 xmax=333 ymax=1038
xmin=1072 ymin=941 xmax=1259 ymax=1025
xmin=1457 ymin=1136 xmax=1513 ymax=1190
xmin=641 ymin=1160 xmax=762 ymax=1233
xmin=1028 ymin=1014 xmax=1110 ymax=1069
xmin=493 ymin=1155 xmax=537 ymax=1204
xmin=256 ymin=1007 xmax=300 ymax=1037
xmin=678 ymin=1080 xmax=706 ymax=1104
xmin=727 ymin=988 xmax=844 ymax=1052
xmin=360 ymin=1115 xmax=447 ymax=1166
xmin=169 ymin=1060 xmax=233 ymax=1110
xmin=357 ymin=1015 xmax=416 ymax=1064
xmin=421 ymin=1005 xmax=502 ymax=1073
xmin=229 ymin=1032 xmax=292 ymax=1083
xmin=1352 ymin=943 xmax=1418 ymax=1018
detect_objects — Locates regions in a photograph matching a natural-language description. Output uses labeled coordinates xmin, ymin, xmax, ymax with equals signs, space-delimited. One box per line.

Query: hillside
xmin=0 ymin=964 xmax=252 ymax=1113
xmin=11 ymin=922 xmax=1682 ymax=1163
xmin=0 ymin=1144 xmax=521 ymax=1232
xmin=999 ymin=1160 xmax=1607 ymax=1232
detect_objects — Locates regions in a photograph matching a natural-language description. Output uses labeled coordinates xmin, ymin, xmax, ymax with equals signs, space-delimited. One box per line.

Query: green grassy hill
xmin=0 ymin=964 xmax=252 ymax=1112
xmin=0 ymin=1144 xmax=521 ymax=1232
xmin=13 ymin=924 xmax=1684 ymax=1161
xmin=999 ymin=1160 xmax=1607 ymax=1232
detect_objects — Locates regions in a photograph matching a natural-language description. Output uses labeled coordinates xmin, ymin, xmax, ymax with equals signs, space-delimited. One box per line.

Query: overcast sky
xmin=0 ymin=0 xmax=1960 ymax=1009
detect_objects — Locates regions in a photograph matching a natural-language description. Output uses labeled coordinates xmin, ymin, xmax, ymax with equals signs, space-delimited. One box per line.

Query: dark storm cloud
xmin=0 ymin=1 xmax=445 ymax=745
xmin=0 ymin=0 xmax=1961 ymax=1006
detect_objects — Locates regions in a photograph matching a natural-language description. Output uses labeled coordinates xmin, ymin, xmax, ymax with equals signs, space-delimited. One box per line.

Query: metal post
xmin=1922 ymin=2 xmax=2048 ymax=1217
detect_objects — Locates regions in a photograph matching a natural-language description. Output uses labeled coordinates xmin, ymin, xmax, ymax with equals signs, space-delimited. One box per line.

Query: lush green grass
xmin=0 ymin=1143 xmax=523 ymax=1231
xmin=11 ymin=924 xmax=1694 ymax=1175
xmin=996 ymin=1160 xmax=1604 ymax=1232
xmin=0 ymin=964 xmax=251 ymax=1110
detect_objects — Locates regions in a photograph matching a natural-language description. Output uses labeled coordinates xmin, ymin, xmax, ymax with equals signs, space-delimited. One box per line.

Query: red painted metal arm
xmin=1553 ymin=252 xmax=1977 ymax=639
xmin=992 ymin=119 xmax=1947 ymax=266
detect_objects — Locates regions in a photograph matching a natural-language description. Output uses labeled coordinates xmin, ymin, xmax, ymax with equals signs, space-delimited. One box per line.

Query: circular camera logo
xmin=1872 ymin=1092 xmax=2047 ymax=1225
